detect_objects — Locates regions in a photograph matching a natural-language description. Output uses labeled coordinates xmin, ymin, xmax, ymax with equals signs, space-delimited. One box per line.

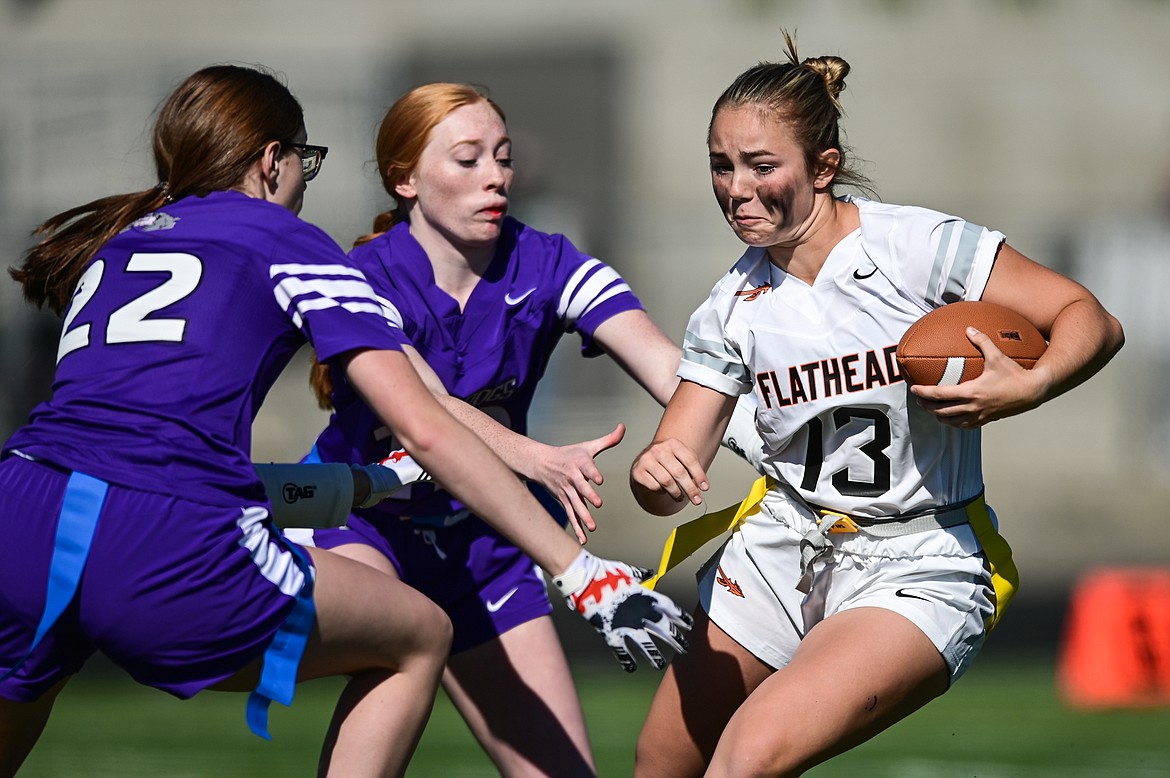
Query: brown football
xmin=896 ymin=301 xmax=1047 ymax=386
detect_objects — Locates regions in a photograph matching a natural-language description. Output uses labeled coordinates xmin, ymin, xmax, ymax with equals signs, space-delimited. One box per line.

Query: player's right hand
xmin=552 ymin=549 xmax=692 ymax=672
xmin=629 ymin=437 xmax=709 ymax=513
xmin=527 ymin=423 xmax=626 ymax=544
xmin=911 ymin=327 xmax=1047 ymax=428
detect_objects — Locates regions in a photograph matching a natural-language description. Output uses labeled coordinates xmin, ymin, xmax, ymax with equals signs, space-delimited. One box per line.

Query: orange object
xmin=1057 ymin=567 xmax=1170 ymax=708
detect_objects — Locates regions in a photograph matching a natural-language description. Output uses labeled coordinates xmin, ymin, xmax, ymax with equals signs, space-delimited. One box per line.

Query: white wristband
xmin=551 ymin=549 xmax=593 ymax=597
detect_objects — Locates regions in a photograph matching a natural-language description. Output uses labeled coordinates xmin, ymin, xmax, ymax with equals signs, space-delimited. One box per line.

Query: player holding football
xmin=288 ymin=82 xmax=760 ymax=778
xmin=0 ymin=64 xmax=687 ymax=778
xmin=629 ymin=33 xmax=1124 ymax=777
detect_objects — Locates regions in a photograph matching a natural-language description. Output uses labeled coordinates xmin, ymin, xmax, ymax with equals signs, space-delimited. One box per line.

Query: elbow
xmin=389 ymin=405 xmax=450 ymax=462
xmin=1107 ymin=314 xmax=1125 ymax=357
xmin=386 ymin=395 xmax=453 ymax=460
xmin=1089 ymin=307 xmax=1126 ymax=368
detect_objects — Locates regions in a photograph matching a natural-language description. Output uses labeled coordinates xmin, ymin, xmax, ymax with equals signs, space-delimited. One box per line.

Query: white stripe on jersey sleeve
xmin=681 ymin=331 xmax=752 ymax=386
xmin=373 ymin=293 xmax=405 ymax=329
xmin=270 ymin=264 xmax=384 ymax=330
xmin=340 ymin=301 xmax=386 ymax=317
xmin=557 ymin=259 xmax=626 ymax=326
xmin=925 ymin=221 xmax=989 ymax=307
xmin=270 ymin=263 xmax=367 ymax=279
xmin=289 ymin=298 xmax=383 ymax=318
xmin=270 ymin=264 xmax=365 ymax=279
xmin=577 ymin=282 xmax=632 ymax=320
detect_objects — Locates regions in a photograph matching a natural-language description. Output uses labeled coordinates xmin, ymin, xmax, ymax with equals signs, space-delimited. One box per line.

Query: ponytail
xmin=12 ymin=64 xmax=306 ymax=315
xmin=309 ymin=355 xmax=335 ymax=410
xmin=710 ymin=29 xmax=873 ymax=198
xmin=352 ymin=207 xmax=406 ymax=248
xmin=312 ymin=205 xmax=411 ymax=410
xmin=11 ymin=186 xmax=171 ymax=313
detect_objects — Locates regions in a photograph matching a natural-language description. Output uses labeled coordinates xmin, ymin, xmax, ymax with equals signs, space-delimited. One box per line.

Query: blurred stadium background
xmin=2 ymin=0 xmax=1169 ymax=774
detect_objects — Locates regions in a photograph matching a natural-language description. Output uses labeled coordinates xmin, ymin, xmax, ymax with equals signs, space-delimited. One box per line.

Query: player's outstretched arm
xmin=341 ymin=348 xmax=579 ymax=571
xmin=343 ymin=347 xmax=694 ymax=665
xmin=593 ymin=310 xmax=685 ymax=407
xmin=437 ymin=397 xmax=626 ymax=543
xmin=401 ymin=344 xmax=627 ymax=541
xmin=514 ymin=425 xmax=626 ymax=543
xmin=256 ymin=452 xmax=432 ymax=528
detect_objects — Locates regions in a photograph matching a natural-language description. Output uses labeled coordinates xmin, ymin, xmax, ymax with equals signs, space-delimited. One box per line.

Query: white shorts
xmin=698 ymin=488 xmax=1004 ymax=682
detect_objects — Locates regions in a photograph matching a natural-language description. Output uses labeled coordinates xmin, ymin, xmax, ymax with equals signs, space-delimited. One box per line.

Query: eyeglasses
xmin=288 ymin=143 xmax=329 ymax=182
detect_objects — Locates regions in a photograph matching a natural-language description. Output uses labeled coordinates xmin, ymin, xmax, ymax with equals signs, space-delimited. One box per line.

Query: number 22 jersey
xmin=4 ymin=191 xmax=406 ymax=506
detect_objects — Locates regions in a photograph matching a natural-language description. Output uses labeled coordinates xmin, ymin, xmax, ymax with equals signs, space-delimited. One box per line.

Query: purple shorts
xmin=293 ymin=513 xmax=552 ymax=654
xmin=0 ymin=455 xmax=308 ymax=702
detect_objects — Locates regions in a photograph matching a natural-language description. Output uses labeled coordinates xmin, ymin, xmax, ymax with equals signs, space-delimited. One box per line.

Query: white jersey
xmin=679 ymin=196 xmax=1005 ymax=518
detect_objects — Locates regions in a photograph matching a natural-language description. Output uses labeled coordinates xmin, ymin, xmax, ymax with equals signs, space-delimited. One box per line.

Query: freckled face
xmin=708 ymin=105 xmax=822 ymax=249
xmin=396 ymin=101 xmax=513 ymax=253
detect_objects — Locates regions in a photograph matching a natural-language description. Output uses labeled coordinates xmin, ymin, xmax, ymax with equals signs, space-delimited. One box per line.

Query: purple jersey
xmin=4 ymin=191 xmax=406 ymax=507
xmin=311 ymin=217 xmax=643 ymax=518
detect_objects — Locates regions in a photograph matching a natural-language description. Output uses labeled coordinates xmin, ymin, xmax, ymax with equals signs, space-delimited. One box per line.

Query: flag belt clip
xmin=806 ymin=491 xmax=983 ymax=539
xmin=797 ymin=492 xmax=985 ymax=594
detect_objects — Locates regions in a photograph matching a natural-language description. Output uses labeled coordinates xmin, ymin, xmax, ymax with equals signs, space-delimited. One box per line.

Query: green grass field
xmin=17 ymin=649 xmax=1170 ymax=777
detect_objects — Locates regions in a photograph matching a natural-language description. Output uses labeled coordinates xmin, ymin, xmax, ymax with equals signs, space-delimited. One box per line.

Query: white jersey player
xmin=629 ymin=33 xmax=1123 ymax=778
xmin=683 ymin=195 xmax=999 ymax=519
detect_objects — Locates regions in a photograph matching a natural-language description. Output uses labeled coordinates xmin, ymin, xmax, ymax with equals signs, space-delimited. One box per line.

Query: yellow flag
xmin=642 ymin=476 xmax=770 ymax=590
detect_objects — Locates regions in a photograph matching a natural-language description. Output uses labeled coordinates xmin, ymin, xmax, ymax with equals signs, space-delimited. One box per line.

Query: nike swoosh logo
xmin=504 ymin=288 xmax=536 ymax=306
xmin=853 ymin=266 xmax=877 ymax=280
xmin=895 ymin=588 xmax=931 ymax=602
xmin=485 ymin=587 xmax=519 ymax=612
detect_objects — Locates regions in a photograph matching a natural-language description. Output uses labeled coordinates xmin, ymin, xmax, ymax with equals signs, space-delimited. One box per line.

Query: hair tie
xmin=156 ymin=181 xmax=173 ymax=203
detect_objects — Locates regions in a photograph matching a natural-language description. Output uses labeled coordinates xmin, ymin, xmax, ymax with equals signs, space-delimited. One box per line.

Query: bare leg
xmin=635 ymin=609 xmax=773 ymax=778
xmin=219 ymin=545 xmax=451 ymax=778
xmin=308 ymin=546 xmax=453 ymax=777
xmin=444 ymin=616 xmax=595 ymax=777
xmin=706 ymin=606 xmax=949 ymax=777
xmin=0 ymin=678 xmax=68 ymax=778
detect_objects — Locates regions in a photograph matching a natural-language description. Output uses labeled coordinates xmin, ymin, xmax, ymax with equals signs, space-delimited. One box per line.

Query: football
xmin=896 ymin=300 xmax=1047 ymax=386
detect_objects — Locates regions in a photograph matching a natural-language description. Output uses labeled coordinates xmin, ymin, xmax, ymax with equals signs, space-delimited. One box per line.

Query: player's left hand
xmin=552 ymin=549 xmax=693 ymax=672
xmin=911 ymin=327 xmax=1049 ymax=428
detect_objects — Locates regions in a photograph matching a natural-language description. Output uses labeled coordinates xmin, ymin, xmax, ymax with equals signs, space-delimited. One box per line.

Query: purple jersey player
xmin=310 ymin=218 xmax=644 ymax=523
xmin=0 ymin=65 xmax=689 ymax=778
xmin=289 ymin=83 xmax=743 ymax=778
